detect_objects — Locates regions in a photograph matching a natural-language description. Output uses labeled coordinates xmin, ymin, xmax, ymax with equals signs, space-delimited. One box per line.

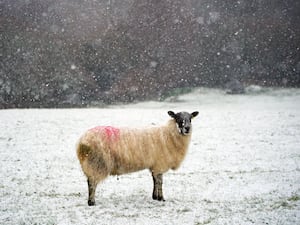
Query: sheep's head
xmin=168 ymin=111 xmax=199 ymax=135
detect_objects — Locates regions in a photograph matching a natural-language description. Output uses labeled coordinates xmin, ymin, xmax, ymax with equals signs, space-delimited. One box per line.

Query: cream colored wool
xmin=77 ymin=119 xmax=192 ymax=182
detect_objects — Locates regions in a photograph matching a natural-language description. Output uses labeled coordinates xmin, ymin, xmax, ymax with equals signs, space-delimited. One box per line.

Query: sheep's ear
xmin=191 ymin=111 xmax=199 ymax=118
xmin=168 ymin=111 xmax=176 ymax=119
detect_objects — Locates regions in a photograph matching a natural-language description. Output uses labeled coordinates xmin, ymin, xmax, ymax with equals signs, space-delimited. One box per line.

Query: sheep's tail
xmin=77 ymin=143 xmax=91 ymax=164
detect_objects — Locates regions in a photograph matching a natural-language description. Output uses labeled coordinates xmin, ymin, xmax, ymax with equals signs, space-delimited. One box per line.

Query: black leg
xmin=152 ymin=173 xmax=165 ymax=201
xmin=87 ymin=177 xmax=97 ymax=206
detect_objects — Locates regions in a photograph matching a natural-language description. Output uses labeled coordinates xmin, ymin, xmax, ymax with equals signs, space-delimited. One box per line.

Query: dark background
xmin=1 ymin=0 xmax=300 ymax=108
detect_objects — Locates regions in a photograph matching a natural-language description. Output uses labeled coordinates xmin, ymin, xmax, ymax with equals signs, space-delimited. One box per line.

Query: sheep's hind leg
xmin=152 ymin=173 xmax=165 ymax=201
xmin=87 ymin=177 xmax=98 ymax=206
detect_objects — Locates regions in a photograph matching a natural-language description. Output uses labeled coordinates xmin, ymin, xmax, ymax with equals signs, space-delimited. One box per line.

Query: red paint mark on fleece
xmin=90 ymin=126 xmax=120 ymax=141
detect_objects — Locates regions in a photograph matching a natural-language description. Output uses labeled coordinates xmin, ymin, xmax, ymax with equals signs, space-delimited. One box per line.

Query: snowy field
xmin=0 ymin=88 xmax=300 ymax=225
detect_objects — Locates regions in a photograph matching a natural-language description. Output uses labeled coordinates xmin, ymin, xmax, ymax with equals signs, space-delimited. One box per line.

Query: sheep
xmin=77 ymin=110 xmax=199 ymax=206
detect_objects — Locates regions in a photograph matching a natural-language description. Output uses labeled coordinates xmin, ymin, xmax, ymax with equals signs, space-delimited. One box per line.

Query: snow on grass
xmin=0 ymin=88 xmax=299 ymax=224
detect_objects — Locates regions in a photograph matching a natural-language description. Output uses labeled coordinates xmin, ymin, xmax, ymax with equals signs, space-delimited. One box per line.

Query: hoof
xmin=158 ymin=197 xmax=165 ymax=202
xmin=88 ymin=200 xmax=95 ymax=206
xmin=152 ymin=195 xmax=165 ymax=201
xmin=152 ymin=195 xmax=158 ymax=200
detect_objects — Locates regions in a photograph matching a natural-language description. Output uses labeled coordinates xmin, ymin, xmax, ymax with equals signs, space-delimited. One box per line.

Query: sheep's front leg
xmin=152 ymin=173 xmax=165 ymax=201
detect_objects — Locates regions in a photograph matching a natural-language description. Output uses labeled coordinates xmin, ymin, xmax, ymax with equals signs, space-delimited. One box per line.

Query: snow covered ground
xmin=0 ymin=88 xmax=300 ymax=225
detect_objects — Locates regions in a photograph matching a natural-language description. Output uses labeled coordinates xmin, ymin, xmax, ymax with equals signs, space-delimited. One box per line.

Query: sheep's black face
xmin=168 ymin=111 xmax=199 ymax=135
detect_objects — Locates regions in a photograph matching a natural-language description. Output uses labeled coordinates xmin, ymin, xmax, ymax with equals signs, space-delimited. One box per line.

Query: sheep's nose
xmin=185 ymin=127 xmax=190 ymax=133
